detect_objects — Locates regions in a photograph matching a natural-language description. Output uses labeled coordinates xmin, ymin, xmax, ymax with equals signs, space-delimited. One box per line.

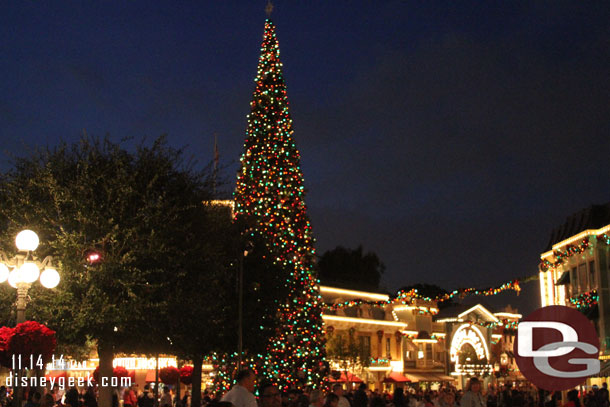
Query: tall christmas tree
xmin=234 ymin=18 xmax=326 ymax=389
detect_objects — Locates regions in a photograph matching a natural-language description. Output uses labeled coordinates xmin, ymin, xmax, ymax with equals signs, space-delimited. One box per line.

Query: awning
xmin=404 ymin=372 xmax=448 ymax=382
xmin=329 ymin=372 xmax=363 ymax=383
xmin=556 ymin=272 xmax=570 ymax=285
xmin=433 ymin=374 xmax=455 ymax=382
xmin=383 ymin=372 xmax=410 ymax=383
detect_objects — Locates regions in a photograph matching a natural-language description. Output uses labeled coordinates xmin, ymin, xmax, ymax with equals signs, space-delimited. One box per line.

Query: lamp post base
xmin=15 ymin=282 xmax=31 ymax=324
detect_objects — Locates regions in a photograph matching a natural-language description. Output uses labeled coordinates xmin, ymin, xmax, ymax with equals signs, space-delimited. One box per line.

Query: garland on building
xmin=325 ymin=280 xmax=522 ymax=311
xmin=480 ymin=319 xmax=519 ymax=330
xmin=568 ymin=289 xmax=598 ymax=310
xmin=539 ymin=234 xmax=610 ymax=272
xmin=539 ymin=237 xmax=591 ymax=272
xmin=233 ymin=18 xmax=325 ymax=389
xmin=396 ymin=280 xmax=521 ymax=302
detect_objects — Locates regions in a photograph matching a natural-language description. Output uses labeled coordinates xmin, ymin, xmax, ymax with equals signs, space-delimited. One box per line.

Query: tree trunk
xmin=98 ymin=343 xmax=114 ymax=407
xmin=154 ymin=354 xmax=159 ymax=407
xmin=191 ymin=355 xmax=203 ymax=407
xmin=175 ymin=361 xmax=181 ymax=407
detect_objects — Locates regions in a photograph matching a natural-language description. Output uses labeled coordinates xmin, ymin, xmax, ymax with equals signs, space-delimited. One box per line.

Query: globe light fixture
xmin=15 ymin=230 xmax=39 ymax=252
xmin=0 ymin=229 xmax=60 ymax=323
xmin=40 ymin=267 xmax=60 ymax=289
xmin=20 ymin=262 xmax=40 ymax=284
xmin=8 ymin=268 xmax=21 ymax=288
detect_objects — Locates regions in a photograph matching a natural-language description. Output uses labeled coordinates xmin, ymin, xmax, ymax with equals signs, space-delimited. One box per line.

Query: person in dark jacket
xmin=64 ymin=388 xmax=79 ymax=407
xmin=138 ymin=385 xmax=155 ymax=407
xmin=353 ymin=385 xmax=368 ymax=407
xmin=83 ymin=387 xmax=97 ymax=407
xmin=393 ymin=388 xmax=407 ymax=407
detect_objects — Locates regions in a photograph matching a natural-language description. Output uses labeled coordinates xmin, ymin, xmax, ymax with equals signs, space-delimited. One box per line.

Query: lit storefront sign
xmin=113 ymin=357 xmax=177 ymax=370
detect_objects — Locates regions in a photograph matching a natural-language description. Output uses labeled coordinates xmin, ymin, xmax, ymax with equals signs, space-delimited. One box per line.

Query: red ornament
xmin=8 ymin=321 xmax=56 ymax=365
xmin=180 ymin=366 xmax=193 ymax=385
xmin=160 ymin=366 xmax=180 ymax=384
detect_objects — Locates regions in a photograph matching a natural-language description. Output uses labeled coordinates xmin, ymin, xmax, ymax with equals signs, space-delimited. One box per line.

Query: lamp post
xmin=237 ymin=240 xmax=253 ymax=369
xmin=0 ymin=230 xmax=61 ymax=323
xmin=0 ymin=230 xmax=60 ymax=407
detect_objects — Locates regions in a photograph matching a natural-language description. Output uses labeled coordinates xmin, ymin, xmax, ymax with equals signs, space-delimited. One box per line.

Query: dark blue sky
xmin=1 ymin=2 xmax=609 ymax=313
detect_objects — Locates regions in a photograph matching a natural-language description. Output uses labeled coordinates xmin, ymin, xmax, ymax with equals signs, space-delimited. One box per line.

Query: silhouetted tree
xmin=318 ymin=246 xmax=385 ymax=291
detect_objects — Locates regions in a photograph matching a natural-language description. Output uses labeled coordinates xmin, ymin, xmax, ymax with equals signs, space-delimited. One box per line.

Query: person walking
xmin=460 ymin=378 xmax=486 ymax=407
xmin=83 ymin=387 xmax=97 ymax=407
xmin=324 ymin=394 xmax=339 ymax=407
xmin=137 ymin=385 xmax=155 ymax=407
xmin=124 ymin=385 xmax=138 ymax=407
xmin=393 ymin=388 xmax=407 ymax=407
xmin=220 ymin=370 xmax=257 ymax=407
xmin=259 ymin=382 xmax=282 ymax=407
xmin=353 ymin=385 xmax=368 ymax=407
xmin=438 ymin=391 xmax=457 ymax=407
xmin=563 ymin=390 xmax=581 ymax=407
xmin=160 ymin=387 xmax=173 ymax=407
xmin=332 ymin=385 xmax=350 ymax=407
xmin=599 ymin=384 xmax=610 ymax=407
xmin=308 ymin=391 xmax=323 ymax=407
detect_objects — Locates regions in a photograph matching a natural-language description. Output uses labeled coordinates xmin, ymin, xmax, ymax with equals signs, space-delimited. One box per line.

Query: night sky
xmin=1 ymin=2 xmax=609 ymax=314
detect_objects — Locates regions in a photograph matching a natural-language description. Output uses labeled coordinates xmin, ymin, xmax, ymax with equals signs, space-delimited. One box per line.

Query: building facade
xmin=539 ymin=203 xmax=610 ymax=357
xmin=320 ymin=286 xmax=521 ymax=389
xmin=436 ymin=304 xmax=522 ymax=388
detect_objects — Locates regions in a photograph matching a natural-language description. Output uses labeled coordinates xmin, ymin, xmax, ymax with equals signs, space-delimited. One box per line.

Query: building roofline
xmin=319 ymin=285 xmax=390 ymax=301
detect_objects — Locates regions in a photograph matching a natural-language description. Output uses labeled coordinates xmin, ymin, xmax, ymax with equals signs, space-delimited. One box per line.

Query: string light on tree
xmin=233 ymin=16 xmax=325 ymax=389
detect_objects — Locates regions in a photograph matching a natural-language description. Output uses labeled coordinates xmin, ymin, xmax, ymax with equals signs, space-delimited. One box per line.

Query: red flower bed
xmin=7 ymin=321 xmax=56 ymax=366
xmin=0 ymin=326 xmax=14 ymax=368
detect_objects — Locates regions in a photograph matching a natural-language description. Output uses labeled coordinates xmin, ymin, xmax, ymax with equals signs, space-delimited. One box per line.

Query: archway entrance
xmin=449 ymin=324 xmax=493 ymax=380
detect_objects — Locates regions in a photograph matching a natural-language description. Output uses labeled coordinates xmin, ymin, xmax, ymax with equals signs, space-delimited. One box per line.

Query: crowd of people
xmin=0 ymin=371 xmax=608 ymax=407
xmin=215 ymin=371 xmax=610 ymax=407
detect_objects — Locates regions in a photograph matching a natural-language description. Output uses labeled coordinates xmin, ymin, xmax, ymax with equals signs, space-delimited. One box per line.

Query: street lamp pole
xmin=0 ymin=230 xmax=60 ymax=407
xmin=16 ymin=283 xmax=30 ymax=324
xmin=237 ymin=241 xmax=252 ymax=369
xmin=238 ymin=252 xmax=244 ymax=368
